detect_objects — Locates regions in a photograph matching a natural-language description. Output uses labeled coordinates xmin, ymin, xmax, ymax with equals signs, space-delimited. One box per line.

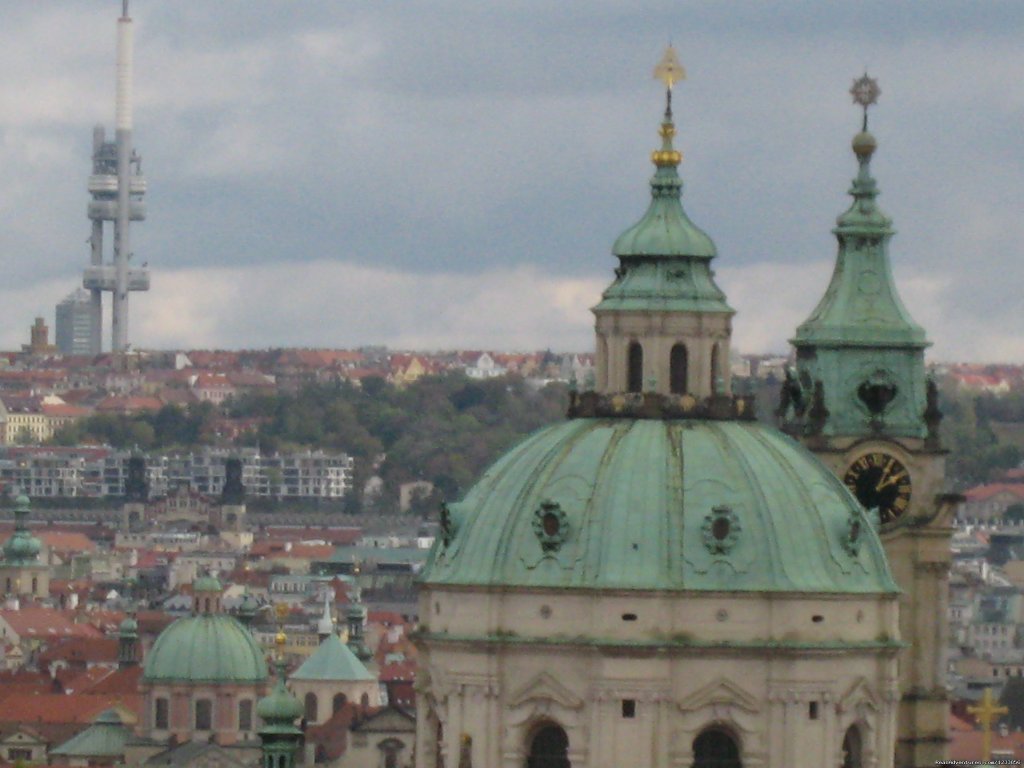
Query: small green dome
xmin=612 ymin=187 xmax=717 ymax=259
xmin=238 ymin=591 xmax=260 ymax=619
xmin=119 ymin=616 xmax=138 ymax=637
xmin=143 ymin=615 xmax=268 ymax=684
xmin=425 ymin=419 xmax=896 ymax=594
xmin=192 ymin=575 xmax=223 ymax=593
xmin=3 ymin=530 xmax=42 ymax=563
xmin=257 ymin=672 xmax=304 ymax=724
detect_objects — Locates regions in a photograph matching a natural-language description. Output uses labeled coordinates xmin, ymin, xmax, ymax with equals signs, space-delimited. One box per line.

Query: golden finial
xmin=650 ymin=45 xmax=684 ymax=169
xmin=967 ymin=687 xmax=1009 ymax=762
xmin=275 ymin=630 xmax=287 ymax=648
xmin=653 ymin=44 xmax=685 ymax=90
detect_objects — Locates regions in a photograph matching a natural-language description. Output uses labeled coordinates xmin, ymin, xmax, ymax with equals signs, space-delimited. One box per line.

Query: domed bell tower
xmin=0 ymin=494 xmax=48 ymax=601
xmin=592 ymin=46 xmax=734 ymax=401
xmin=783 ymin=75 xmax=954 ymax=768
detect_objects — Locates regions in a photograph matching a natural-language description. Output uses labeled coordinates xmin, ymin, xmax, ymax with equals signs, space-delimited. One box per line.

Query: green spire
xmin=345 ymin=584 xmax=373 ymax=662
xmin=2 ymin=495 xmax=42 ymax=565
xmin=596 ymin=49 xmax=731 ymax=316
xmin=119 ymin=611 xmax=139 ymax=668
xmin=793 ymin=121 xmax=926 ymax=348
xmin=788 ymin=75 xmax=931 ymax=440
xmin=258 ymin=636 xmax=303 ymax=768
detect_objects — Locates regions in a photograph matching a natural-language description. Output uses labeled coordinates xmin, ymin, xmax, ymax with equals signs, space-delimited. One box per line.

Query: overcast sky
xmin=0 ymin=2 xmax=1021 ymax=360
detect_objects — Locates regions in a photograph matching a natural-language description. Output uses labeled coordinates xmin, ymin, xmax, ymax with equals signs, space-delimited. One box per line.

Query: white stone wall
xmin=415 ymin=587 xmax=899 ymax=768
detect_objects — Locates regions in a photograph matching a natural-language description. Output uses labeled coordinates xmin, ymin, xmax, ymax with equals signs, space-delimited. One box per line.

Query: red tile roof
xmin=0 ymin=608 xmax=102 ymax=640
xmin=962 ymin=483 xmax=1024 ymax=502
xmin=37 ymin=637 xmax=119 ymax=672
xmin=39 ymin=531 xmax=97 ymax=554
xmin=83 ymin=665 xmax=144 ymax=695
xmin=0 ymin=693 xmax=141 ymax=725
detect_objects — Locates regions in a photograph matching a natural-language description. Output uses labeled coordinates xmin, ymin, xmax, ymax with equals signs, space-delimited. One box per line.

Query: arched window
xmin=154 ymin=697 xmax=169 ymax=730
xmin=238 ymin=699 xmax=253 ymax=732
xmin=627 ymin=342 xmax=643 ymax=393
xmin=670 ymin=343 xmax=688 ymax=394
xmin=693 ymin=727 xmax=741 ymax=768
xmin=31 ymin=577 xmax=37 ymax=594
xmin=527 ymin=723 xmax=570 ymax=768
xmin=842 ymin=725 xmax=863 ymax=768
xmin=332 ymin=693 xmax=347 ymax=714
xmin=360 ymin=692 xmax=370 ymax=709
xmin=194 ymin=699 xmax=213 ymax=731
xmin=710 ymin=343 xmax=721 ymax=393
xmin=304 ymin=692 xmax=318 ymax=723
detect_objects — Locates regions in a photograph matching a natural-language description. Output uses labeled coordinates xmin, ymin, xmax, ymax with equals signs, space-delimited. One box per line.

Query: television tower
xmin=83 ymin=0 xmax=149 ymax=355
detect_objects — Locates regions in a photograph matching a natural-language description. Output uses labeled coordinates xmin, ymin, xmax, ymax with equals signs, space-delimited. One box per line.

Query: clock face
xmin=843 ymin=452 xmax=912 ymax=526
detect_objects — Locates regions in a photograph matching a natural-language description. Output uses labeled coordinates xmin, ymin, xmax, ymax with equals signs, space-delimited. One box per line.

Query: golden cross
xmin=653 ymin=44 xmax=685 ymax=90
xmin=967 ymin=687 xmax=1009 ymax=761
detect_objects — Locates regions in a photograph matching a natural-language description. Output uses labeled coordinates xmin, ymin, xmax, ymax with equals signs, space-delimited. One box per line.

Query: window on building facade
xmin=239 ymin=699 xmax=253 ymax=732
xmin=195 ymin=699 xmax=213 ymax=731
xmin=155 ymin=697 xmax=169 ymax=730
xmin=710 ymin=343 xmax=721 ymax=393
xmin=304 ymin=692 xmax=318 ymax=723
xmin=670 ymin=343 xmax=688 ymax=394
xmin=692 ymin=727 xmax=741 ymax=768
xmin=527 ymin=724 xmax=570 ymax=768
xmin=841 ymin=725 xmax=863 ymax=768
xmin=627 ymin=342 xmax=643 ymax=393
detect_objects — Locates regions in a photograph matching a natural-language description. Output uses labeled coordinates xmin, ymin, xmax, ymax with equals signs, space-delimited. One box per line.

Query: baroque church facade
xmin=414 ymin=51 xmax=948 ymax=768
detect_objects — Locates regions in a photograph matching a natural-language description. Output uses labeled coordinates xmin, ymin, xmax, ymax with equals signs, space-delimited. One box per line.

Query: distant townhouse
xmin=464 ymin=352 xmax=505 ymax=380
xmin=959 ymin=483 xmax=1024 ymax=523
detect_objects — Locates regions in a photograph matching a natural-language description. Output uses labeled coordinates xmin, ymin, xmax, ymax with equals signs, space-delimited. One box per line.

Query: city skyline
xmin=0 ymin=2 xmax=1021 ymax=359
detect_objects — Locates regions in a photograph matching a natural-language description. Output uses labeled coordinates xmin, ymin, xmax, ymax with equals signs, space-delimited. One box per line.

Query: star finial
xmin=850 ymin=73 xmax=880 ymax=130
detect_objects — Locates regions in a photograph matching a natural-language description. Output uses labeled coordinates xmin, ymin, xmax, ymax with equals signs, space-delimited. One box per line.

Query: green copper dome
xmin=595 ymin=96 xmax=731 ymax=316
xmin=424 ymin=419 xmax=896 ymax=594
xmin=193 ymin=574 xmax=223 ymax=593
xmin=143 ymin=615 xmax=268 ymax=684
xmin=257 ymin=667 xmax=303 ymax=725
xmin=2 ymin=495 xmax=42 ymax=565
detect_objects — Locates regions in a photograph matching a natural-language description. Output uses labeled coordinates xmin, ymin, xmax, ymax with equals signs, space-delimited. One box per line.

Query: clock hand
xmin=874 ymin=462 xmax=893 ymax=492
xmin=876 ymin=472 xmax=906 ymax=492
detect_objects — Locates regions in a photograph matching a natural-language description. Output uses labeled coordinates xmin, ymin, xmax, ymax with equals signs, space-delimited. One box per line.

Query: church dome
xmin=424 ymin=418 xmax=897 ymax=594
xmin=143 ymin=614 xmax=268 ymax=684
xmin=2 ymin=494 xmax=42 ymax=564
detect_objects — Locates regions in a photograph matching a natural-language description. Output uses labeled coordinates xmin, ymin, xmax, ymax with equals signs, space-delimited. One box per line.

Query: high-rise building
xmin=81 ymin=3 xmax=149 ymax=355
xmin=55 ymin=289 xmax=94 ymax=355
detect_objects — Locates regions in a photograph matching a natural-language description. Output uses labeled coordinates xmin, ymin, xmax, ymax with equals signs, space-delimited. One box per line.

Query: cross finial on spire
xmin=850 ymin=72 xmax=880 ymax=131
xmin=654 ymin=44 xmax=685 ymax=118
xmin=967 ymin=687 xmax=1009 ymax=761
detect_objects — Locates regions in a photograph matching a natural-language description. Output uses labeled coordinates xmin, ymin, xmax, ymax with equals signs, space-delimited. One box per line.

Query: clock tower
xmin=781 ymin=76 xmax=953 ymax=768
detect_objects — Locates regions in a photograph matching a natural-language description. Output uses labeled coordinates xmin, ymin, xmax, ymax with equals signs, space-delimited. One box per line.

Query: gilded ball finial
xmin=275 ymin=630 xmax=287 ymax=647
xmin=852 ymin=130 xmax=877 ymax=158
